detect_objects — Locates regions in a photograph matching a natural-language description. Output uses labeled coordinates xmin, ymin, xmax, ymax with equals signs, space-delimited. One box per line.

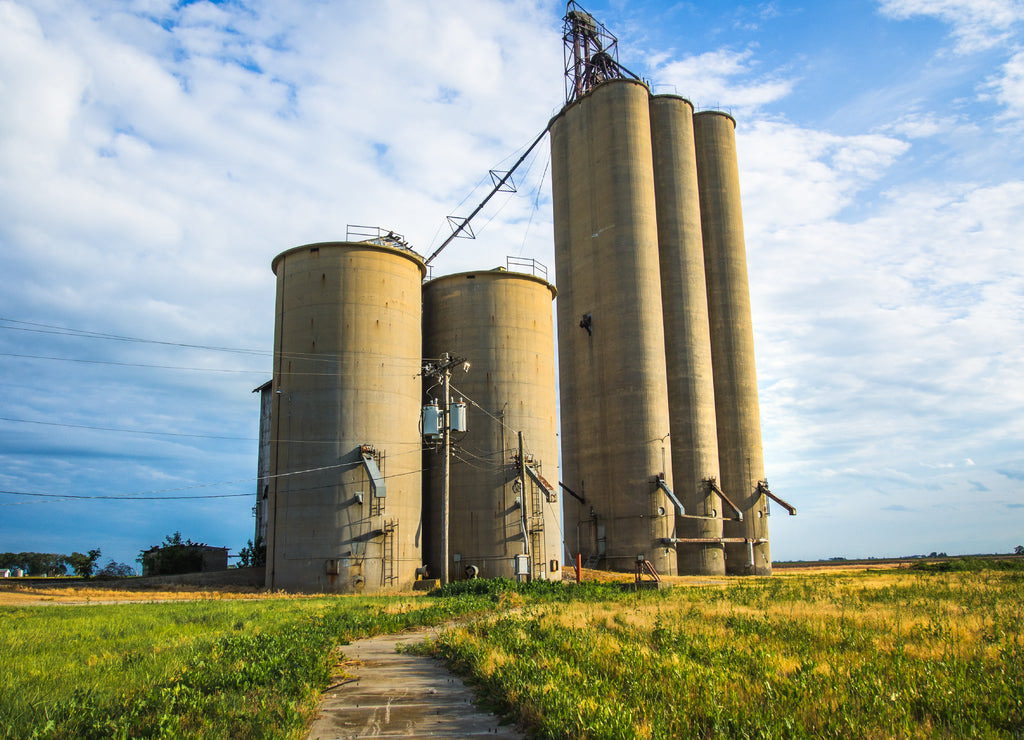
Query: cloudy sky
xmin=1 ymin=0 xmax=1022 ymax=571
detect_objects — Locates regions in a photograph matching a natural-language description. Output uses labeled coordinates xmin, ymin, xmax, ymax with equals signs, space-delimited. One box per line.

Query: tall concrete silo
xmin=422 ymin=268 xmax=561 ymax=581
xmin=265 ymin=241 xmax=425 ymax=592
xmin=649 ymin=95 xmax=725 ymax=576
xmin=693 ymin=112 xmax=771 ymax=575
xmin=550 ymin=78 xmax=677 ymax=575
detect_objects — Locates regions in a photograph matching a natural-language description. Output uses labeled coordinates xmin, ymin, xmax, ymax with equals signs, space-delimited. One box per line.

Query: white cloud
xmin=881 ymin=111 xmax=950 ymax=138
xmin=877 ymin=0 xmax=1024 ymax=53
xmin=738 ymin=121 xmax=909 ymax=230
xmin=650 ymin=48 xmax=795 ymax=112
xmin=985 ymin=49 xmax=1024 ymax=122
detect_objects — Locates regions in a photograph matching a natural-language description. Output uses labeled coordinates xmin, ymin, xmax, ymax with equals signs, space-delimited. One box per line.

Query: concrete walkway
xmin=305 ymin=629 xmax=523 ymax=739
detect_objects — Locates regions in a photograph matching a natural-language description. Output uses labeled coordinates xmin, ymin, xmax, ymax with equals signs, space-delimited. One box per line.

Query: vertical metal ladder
xmin=382 ymin=518 xmax=397 ymax=587
xmin=529 ymin=479 xmax=546 ymax=580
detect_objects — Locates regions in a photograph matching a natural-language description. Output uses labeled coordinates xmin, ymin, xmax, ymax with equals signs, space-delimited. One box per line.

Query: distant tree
xmin=97 ymin=559 xmax=135 ymax=578
xmin=67 ymin=549 xmax=102 ymax=578
xmin=237 ymin=536 xmax=266 ymax=568
xmin=1015 ymin=545 xmax=1024 ymax=556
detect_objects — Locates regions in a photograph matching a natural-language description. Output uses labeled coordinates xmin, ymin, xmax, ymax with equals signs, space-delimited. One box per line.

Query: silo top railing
xmin=507 ymin=256 xmax=548 ymax=282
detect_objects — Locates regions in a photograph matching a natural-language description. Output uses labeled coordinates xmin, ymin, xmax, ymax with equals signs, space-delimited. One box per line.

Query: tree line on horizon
xmin=0 ymin=549 xmax=133 ymax=578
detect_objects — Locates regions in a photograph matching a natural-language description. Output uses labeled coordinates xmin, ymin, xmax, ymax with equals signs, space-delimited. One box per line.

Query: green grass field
xmin=422 ymin=564 xmax=1024 ymax=739
xmin=2 ymin=563 xmax=1022 ymax=739
xmin=0 ymin=594 xmax=481 ymax=739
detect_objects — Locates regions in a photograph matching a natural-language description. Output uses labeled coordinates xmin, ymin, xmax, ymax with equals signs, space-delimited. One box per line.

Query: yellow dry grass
xmin=0 ymin=583 xmax=282 ymax=605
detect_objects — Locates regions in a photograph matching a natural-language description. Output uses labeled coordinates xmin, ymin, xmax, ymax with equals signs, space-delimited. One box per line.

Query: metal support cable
xmin=425 ymin=125 xmax=551 ymax=265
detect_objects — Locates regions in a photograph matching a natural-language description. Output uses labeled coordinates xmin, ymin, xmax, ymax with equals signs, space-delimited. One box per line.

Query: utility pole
xmin=422 ymin=352 xmax=468 ymax=585
xmin=518 ymin=431 xmax=530 ymax=561
xmin=440 ymin=357 xmax=452 ymax=586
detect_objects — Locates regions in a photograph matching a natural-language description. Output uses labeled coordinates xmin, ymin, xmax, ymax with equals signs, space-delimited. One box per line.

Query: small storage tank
xmin=650 ymin=95 xmax=726 ymax=576
xmin=265 ymin=241 xmax=425 ymax=592
xmin=693 ymin=111 xmax=771 ymax=574
xmin=422 ymin=269 xmax=561 ymax=581
xmin=550 ymin=78 xmax=677 ymax=575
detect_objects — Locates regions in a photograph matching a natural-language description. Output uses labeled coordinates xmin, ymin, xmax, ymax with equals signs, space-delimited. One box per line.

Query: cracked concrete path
xmin=305 ymin=629 xmax=523 ymax=739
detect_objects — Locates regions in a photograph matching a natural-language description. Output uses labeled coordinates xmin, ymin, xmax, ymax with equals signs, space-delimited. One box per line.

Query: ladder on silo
xmin=382 ymin=518 xmax=398 ymax=587
xmin=527 ymin=463 xmax=547 ymax=580
xmin=517 ymin=435 xmax=557 ymax=580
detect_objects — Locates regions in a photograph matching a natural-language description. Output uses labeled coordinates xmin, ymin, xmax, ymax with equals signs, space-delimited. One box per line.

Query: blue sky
xmin=1 ymin=0 xmax=1022 ymax=570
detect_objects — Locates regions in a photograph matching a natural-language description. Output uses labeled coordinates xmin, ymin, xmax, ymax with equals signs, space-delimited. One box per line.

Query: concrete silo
xmin=422 ymin=268 xmax=561 ymax=581
xmin=265 ymin=241 xmax=425 ymax=592
xmin=693 ymin=112 xmax=771 ymax=575
xmin=649 ymin=95 xmax=726 ymax=576
xmin=550 ymin=78 xmax=677 ymax=575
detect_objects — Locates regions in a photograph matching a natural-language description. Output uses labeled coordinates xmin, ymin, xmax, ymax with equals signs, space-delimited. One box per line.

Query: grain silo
xmin=264 ymin=240 xmax=425 ymax=592
xmin=422 ymin=268 xmax=561 ymax=581
xmin=550 ymin=77 xmax=677 ymax=576
xmin=693 ymin=112 xmax=771 ymax=574
xmin=649 ymin=95 xmax=726 ymax=576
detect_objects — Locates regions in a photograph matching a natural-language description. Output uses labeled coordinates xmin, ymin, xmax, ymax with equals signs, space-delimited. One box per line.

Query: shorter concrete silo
xmin=422 ymin=268 xmax=561 ymax=581
xmin=265 ymin=241 xmax=425 ymax=593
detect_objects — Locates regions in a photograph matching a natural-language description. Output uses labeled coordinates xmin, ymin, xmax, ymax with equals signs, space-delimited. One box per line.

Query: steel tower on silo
xmin=551 ymin=5 xmax=677 ymax=575
xmin=265 ymin=237 xmax=425 ymax=592
xmin=422 ymin=265 xmax=562 ymax=581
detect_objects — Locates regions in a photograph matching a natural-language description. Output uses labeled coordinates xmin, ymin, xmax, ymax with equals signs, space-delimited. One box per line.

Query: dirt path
xmin=305 ymin=629 xmax=522 ymax=740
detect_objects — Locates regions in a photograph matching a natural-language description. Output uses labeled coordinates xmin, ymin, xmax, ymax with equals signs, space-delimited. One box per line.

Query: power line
xmin=0 ymin=319 xmax=270 ymax=356
xmin=0 ymin=489 xmax=251 ymax=501
xmin=0 ymin=447 xmax=433 ymax=505
xmin=0 ymin=416 xmax=255 ymax=441
xmin=449 ymin=382 xmax=541 ymax=463
xmin=0 ymin=352 xmax=268 ymax=374
xmin=0 ymin=319 xmax=424 ymax=364
xmin=0 ymin=352 xmax=418 ymax=378
xmin=449 ymin=382 xmax=518 ymax=436
xmin=0 ymin=415 xmax=439 ymax=447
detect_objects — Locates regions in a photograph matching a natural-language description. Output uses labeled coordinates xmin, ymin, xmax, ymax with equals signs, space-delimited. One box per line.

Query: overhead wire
xmin=0 ymin=448 xmax=431 ymax=505
xmin=0 ymin=352 xmax=268 ymax=374
xmin=0 ymin=352 xmax=414 ymax=378
xmin=450 ymin=450 xmax=496 ymax=472
xmin=449 ymin=381 xmax=542 ymax=465
xmin=472 ymin=134 xmax=546 ymax=239
xmin=520 ymin=148 xmax=551 ymax=255
xmin=0 ymin=416 xmax=255 ymax=441
xmin=0 ymin=318 xmax=425 ymax=365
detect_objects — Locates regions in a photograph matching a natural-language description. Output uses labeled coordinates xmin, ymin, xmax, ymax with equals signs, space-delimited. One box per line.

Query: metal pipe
xmin=707 ymin=478 xmax=743 ymax=521
xmin=659 ymin=537 xmax=767 ymax=546
xmin=759 ymin=480 xmax=797 ymax=515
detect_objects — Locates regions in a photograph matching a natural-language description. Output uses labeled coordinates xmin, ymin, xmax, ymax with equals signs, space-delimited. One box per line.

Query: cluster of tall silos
xmin=262 ymin=238 xmax=561 ymax=593
xmin=259 ymin=5 xmax=780 ymax=591
xmin=550 ymin=78 xmax=772 ymax=576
